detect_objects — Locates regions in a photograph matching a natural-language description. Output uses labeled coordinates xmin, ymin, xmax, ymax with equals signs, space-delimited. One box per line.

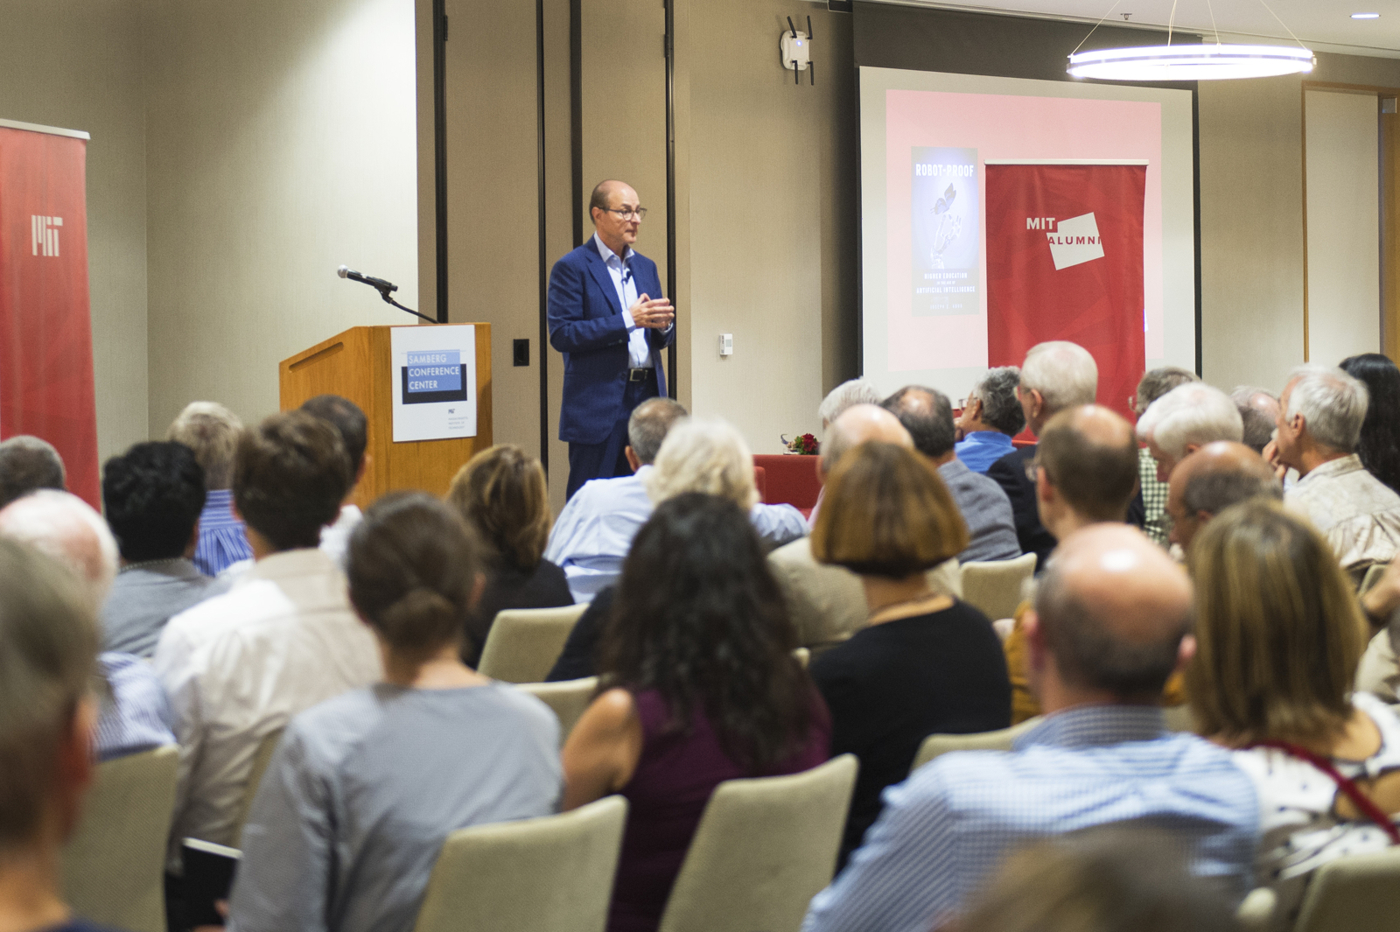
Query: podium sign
xmin=390 ymin=325 xmax=477 ymax=442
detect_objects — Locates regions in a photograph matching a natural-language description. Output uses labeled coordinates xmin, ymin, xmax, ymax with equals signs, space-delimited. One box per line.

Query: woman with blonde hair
xmin=810 ymin=440 xmax=1010 ymax=867
xmin=446 ymin=444 xmax=572 ymax=665
xmin=1187 ymin=498 xmax=1400 ymax=924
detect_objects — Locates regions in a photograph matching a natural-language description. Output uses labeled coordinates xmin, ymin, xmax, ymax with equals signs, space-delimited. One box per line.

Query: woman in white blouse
xmin=1186 ymin=498 xmax=1400 ymax=926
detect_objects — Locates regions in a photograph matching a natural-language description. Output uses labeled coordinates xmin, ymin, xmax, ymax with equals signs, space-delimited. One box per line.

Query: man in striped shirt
xmin=802 ymin=524 xmax=1258 ymax=932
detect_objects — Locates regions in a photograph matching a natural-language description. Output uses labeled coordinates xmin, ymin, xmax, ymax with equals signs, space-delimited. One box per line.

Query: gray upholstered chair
xmin=517 ymin=677 xmax=598 ymax=746
xmin=655 ymin=754 xmax=859 ymax=932
xmin=234 ymin=725 xmax=285 ymax=845
xmin=61 ymin=744 xmax=180 ymax=932
xmin=412 ymin=795 xmax=628 ymax=932
xmin=911 ymin=718 xmax=1043 ymax=773
xmin=477 ymin=604 xmax=588 ymax=683
xmin=1293 ymin=846 xmax=1400 ymax=932
xmin=960 ymin=552 xmax=1037 ymax=621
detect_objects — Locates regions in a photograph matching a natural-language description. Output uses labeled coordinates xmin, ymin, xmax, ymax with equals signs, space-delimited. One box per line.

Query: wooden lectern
xmin=279 ymin=324 xmax=492 ymax=509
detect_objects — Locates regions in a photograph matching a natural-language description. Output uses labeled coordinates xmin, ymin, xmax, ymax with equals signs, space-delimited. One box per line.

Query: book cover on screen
xmin=911 ymin=146 xmax=979 ymax=316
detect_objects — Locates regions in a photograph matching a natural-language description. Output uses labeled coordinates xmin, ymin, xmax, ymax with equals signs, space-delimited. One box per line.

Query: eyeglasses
xmin=602 ymin=207 xmax=648 ymax=221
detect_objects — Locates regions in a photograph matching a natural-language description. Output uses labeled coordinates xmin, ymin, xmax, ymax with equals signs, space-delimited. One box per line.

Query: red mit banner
xmin=985 ymin=163 xmax=1146 ymax=423
xmin=0 ymin=124 xmax=98 ymax=507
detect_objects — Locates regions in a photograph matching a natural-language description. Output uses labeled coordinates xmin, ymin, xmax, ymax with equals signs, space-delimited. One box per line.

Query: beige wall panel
xmin=143 ymin=0 xmax=420 ymax=434
xmin=580 ymin=0 xmax=669 ymax=307
xmin=0 ymin=1 xmax=148 ymax=465
xmin=442 ymin=0 xmax=541 ymax=455
xmin=1199 ymin=53 xmax=1400 ymax=396
xmin=686 ymin=0 xmax=855 ymax=451
xmin=1305 ymin=89 xmax=1380 ymax=367
xmin=542 ymin=0 xmax=573 ymax=518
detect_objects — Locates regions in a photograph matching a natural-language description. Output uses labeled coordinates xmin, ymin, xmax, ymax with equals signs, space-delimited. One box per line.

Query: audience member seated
xmin=549 ymin=417 xmax=807 ymax=678
xmin=0 ymin=434 xmax=65 ymax=510
xmin=1275 ymin=364 xmax=1400 ymax=585
xmin=1130 ymin=367 xmax=1199 ymax=547
xmin=1231 ymin=385 xmax=1282 ymax=455
xmin=801 ymin=525 xmax=1257 ymax=932
xmin=1340 ymin=353 xmax=1400 ymax=496
xmin=954 ymin=827 xmax=1237 ymax=932
xmin=884 ymin=385 xmax=1019 ymax=563
xmin=1357 ymin=555 xmax=1400 ymax=704
xmin=1134 ymin=382 xmax=1244 ymax=483
xmin=154 ymin=411 xmax=381 ymax=868
xmin=808 ymin=441 xmax=1009 ymax=867
xmin=1186 ymin=498 xmax=1400 ymax=928
xmin=226 ymin=493 xmax=560 ymax=932
xmin=1002 ymin=406 xmax=1141 ymax=723
xmin=301 ymin=394 xmax=369 ymax=564
xmin=987 ymin=341 xmax=1098 ymax=568
xmin=562 ymin=493 xmax=831 ymax=932
xmin=99 ymin=442 xmax=224 ymax=658
xmin=547 ymin=402 xmax=805 ymax=603
xmin=0 ymin=536 xmax=121 ymax=932
xmin=768 ymin=405 xmax=961 ymax=652
xmin=1163 ymin=441 xmax=1282 ymax=552
xmin=445 ymin=444 xmax=572 ymax=667
xmin=545 ymin=397 xmax=685 ymax=602
xmin=168 ymin=401 xmax=253 ymax=576
xmin=809 ymin=379 xmax=884 ymax=527
xmin=0 ymin=490 xmax=175 ymax=762
xmin=953 ymin=366 xmax=1023 ymax=474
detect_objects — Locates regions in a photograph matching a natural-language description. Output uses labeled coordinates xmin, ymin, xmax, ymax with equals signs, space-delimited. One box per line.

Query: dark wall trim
xmin=537 ymin=0 xmax=550 ymax=469
xmin=664 ymin=0 xmax=677 ymax=397
xmin=432 ymin=0 xmax=449 ymax=323
xmin=1192 ymin=92 xmax=1203 ymax=375
xmin=570 ymin=0 xmax=583 ymax=247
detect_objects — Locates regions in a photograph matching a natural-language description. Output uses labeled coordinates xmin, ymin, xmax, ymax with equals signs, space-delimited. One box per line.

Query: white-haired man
xmin=986 ymin=341 xmax=1098 ymax=567
xmin=1276 ymin=364 xmax=1400 ymax=583
xmin=545 ymin=401 xmax=806 ymax=604
xmin=1135 ymin=382 xmax=1243 ymax=483
xmin=0 ymin=490 xmax=176 ymax=763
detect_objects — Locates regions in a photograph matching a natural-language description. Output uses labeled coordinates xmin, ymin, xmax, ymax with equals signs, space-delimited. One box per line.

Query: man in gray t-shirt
xmin=101 ymin=442 xmax=225 ymax=657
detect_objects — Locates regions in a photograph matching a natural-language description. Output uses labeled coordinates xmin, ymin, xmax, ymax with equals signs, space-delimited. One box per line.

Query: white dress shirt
xmin=319 ymin=503 xmax=364 ymax=567
xmin=593 ymin=232 xmax=652 ymax=369
xmin=153 ymin=547 xmax=382 ymax=868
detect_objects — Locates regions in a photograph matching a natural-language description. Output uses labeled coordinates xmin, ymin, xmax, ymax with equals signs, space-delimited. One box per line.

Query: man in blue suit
xmin=548 ymin=179 xmax=675 ymax=498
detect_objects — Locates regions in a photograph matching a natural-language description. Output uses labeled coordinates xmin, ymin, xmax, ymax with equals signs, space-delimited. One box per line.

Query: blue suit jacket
xmin=547 ymin=242 xmax=674 ymax=444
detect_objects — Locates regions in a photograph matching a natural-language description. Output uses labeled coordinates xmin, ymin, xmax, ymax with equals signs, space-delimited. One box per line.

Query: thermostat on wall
xmin=719 ymin=333 xmax=733 ymax=357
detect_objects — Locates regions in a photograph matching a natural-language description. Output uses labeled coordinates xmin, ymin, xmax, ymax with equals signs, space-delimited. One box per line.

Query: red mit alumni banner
xmin=985 ymin=163 xmax=1146 ymax=423
xmin=0 ymin=124 xmax=98 ymax=506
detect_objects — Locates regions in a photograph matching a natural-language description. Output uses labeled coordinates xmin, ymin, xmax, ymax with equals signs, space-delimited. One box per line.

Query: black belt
xmin=628 ymin=367 xmax=654 ymax=383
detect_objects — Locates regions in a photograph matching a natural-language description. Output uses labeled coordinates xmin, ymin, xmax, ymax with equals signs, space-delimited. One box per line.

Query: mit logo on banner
xmin=31 ymin=215 xmax=61 ymax=257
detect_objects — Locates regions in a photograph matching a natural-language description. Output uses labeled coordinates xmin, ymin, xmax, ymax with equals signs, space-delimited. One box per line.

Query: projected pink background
xmin=884 ymin=89 xmax=1163 ymax=373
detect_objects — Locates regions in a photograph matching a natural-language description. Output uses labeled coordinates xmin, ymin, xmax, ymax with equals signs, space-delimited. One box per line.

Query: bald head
xmin=1166 ymin=441 xmax=1282 ymax=550
xmin=1034 ymin=524 xmax=1193 ymax=704
xmin=1036 ymin=405 xmax=1140 ymax=524
xmin=882 ymin=386 xmax=956 ymax=459
xmin=0 ymin=490 xmax=118 ymax=612
xmin=821 ymin=404 xmax=913 ymax=478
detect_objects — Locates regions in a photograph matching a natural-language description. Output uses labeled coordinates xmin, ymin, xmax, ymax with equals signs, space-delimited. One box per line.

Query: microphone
xmin=337 ymin=265 xmax=398 ymax=294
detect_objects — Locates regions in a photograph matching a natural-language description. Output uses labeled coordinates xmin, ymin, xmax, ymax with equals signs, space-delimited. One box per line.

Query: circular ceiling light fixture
xmin=1068 ymin=43 xmax=1316 ymax=81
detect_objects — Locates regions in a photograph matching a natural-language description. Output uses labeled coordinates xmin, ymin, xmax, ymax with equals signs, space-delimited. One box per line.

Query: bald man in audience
xmin=1231 ymin=386 xmax=1282 ymax=456
xmin=802 ymin=524 xmax=1258 ymax=932
xmin=769 ymin=404 xmax=961 ymax=650
xmin=986 ymin=341 xmax=1098 ymax=568
xmin=1165 ymin=441 xmax=1282 ymax=552
xmin=0 ymin=490 xmax=176 ymax=763
xmin=1002 ymin=405 xmax=1141 ymax=723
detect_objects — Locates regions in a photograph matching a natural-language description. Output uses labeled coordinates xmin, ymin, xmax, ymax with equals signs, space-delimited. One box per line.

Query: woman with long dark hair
xmin=1340 ymin=353 xmax=1400 ymax=494
xmin=561 ymin=492 xmax=830 ymax=932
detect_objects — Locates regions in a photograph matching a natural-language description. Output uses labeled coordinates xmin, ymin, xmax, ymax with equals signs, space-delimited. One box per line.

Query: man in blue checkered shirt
xmin=802 ymin=524 xmax=1259 ymax=932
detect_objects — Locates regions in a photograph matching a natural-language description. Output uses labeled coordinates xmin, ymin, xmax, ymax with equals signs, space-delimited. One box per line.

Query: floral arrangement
xmin=782 ymin=432 xmax=819 ymax=455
